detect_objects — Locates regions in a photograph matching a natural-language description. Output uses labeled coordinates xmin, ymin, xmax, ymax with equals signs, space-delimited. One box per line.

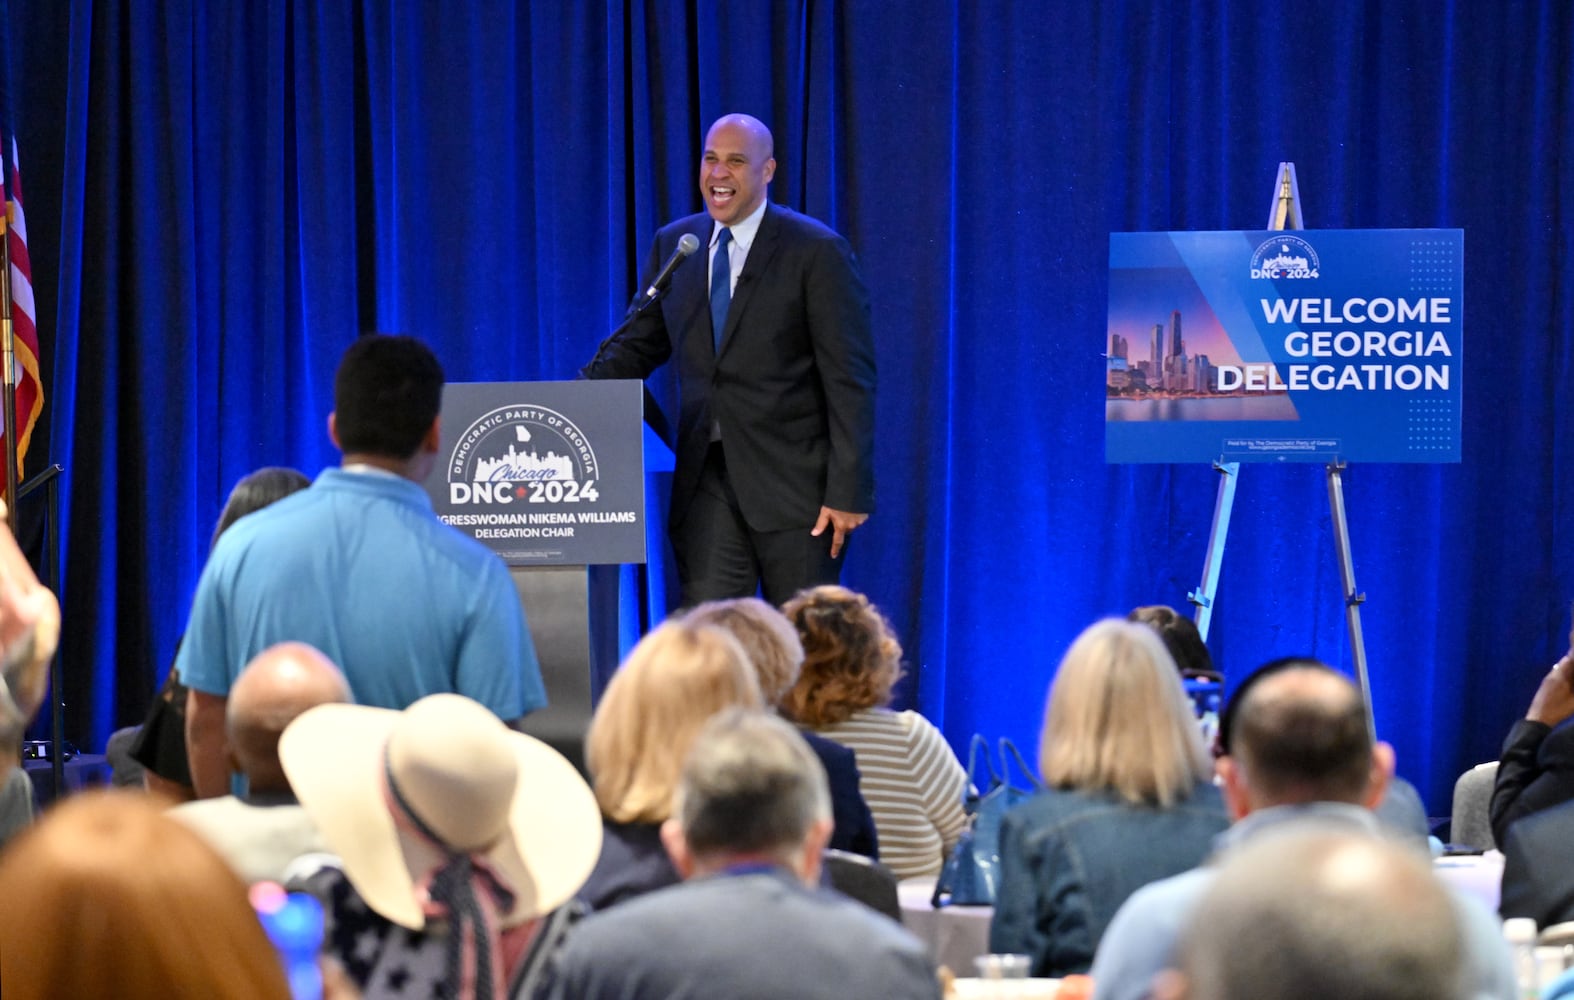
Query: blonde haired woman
xmin=989 ymin=619 xmax=1228 ymax=977
xmin=782 ymin=585 xmax=968 ymax=880
xmin=578 ymin=619 xmax=765 ymax=909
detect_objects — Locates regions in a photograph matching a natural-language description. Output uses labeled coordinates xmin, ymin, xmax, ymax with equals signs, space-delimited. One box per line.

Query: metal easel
xmin=1185 ymin=163 xmax=1375 ymax=738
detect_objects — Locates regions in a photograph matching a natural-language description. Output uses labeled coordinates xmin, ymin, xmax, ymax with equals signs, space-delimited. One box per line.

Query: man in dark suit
xmin=582 ymin=113 xmax=875 ymax=607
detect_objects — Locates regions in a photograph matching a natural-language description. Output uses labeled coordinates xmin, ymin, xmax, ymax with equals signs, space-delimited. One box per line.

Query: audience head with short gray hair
xmin=661 ymin=709 xmax=832 ymax=882
xmin=1156 ymin=829 xmax=1468 ymax=1000
xmin=1218 ymin=659 xmax=1391 ymax=816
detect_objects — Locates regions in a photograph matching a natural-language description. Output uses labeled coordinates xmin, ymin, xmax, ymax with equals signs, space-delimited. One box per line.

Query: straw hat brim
xmin=279 ymin=700 xmax=602 ymax=930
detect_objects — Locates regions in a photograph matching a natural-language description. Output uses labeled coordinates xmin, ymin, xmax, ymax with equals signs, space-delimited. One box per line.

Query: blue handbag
xmin=931 ymin=735 xmax=1042 ymax=907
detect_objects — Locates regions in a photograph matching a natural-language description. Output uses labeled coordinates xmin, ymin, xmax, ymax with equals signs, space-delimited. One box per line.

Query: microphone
xmin=582 ymin=233 xmax=703 ymax=376
xmin=642 ymin=233 xmax=701 ymax=302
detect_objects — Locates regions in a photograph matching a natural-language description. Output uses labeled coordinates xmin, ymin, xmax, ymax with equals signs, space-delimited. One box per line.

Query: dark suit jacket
xmin=542 ymin=869 xmax=940 ymax=1000
xmin=583 ymin=204 xmax=875 ymax=533
xmin=1490 ymin=718 xmax=1574 ymax=846
xmin=803 ymin=729 xmax=879 ymax=859
xmin=577 ymin=820 xmax=680 ymax=912
xmin=1500 ymin=796 xmax=1574 ymax=926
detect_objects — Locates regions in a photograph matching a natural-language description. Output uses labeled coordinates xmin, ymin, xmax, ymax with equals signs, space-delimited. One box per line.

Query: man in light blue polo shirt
xmin=181 ymin=334 xmax=546 ymax=797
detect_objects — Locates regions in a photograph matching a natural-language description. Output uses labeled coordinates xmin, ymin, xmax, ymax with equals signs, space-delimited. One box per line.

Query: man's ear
xmin=762 ymin=157 xmax=777 ymax=184
xmin=1216 ymin=755 xmax=1251 ymax=821
xmin=797 ymin=817 xmax=833 ymax=885
xmin=1365 ymin=741 xmax=1396 ymax=811
xmin=1150 ymin=969 xmax=1189 ymax=1000
xmin=421 ymin=416 xmax=442 ymax=454
xmin=660 ymin=817 xmax=695 ymax=880
xmin=327 ymin=413 xmax=340 ymax=450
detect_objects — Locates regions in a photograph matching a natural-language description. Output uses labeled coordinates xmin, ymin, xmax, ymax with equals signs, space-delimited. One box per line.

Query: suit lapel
xmin=674 ymin=217 xmax=713 ymax=311
xmin=667 ymin=218 xmax=716 ymax=371
xmin=717 ymin=204 xmax=781 ymax=357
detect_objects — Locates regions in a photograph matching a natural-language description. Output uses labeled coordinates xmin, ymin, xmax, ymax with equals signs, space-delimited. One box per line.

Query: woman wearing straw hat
xmin=281 ymin=693 xmax=603 ymax=1000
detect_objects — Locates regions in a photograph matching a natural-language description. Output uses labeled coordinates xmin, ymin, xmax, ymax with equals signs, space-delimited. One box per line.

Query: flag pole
xmin=0 ymin=202 xmax=15 ymax=533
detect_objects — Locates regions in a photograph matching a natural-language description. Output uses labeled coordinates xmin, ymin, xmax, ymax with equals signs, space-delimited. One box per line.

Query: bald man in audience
xmin=1152 ymin=829 xmax=1468 ymax=1000
xmin=1090 ymin=659 xmax=1514 ymax=1000
xmin=171 ymin=642 xmax=351 ymax=882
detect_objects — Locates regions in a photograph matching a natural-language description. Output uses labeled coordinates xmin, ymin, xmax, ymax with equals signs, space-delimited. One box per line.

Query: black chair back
xmin=823 ymin=848 xmax=901 ymax=922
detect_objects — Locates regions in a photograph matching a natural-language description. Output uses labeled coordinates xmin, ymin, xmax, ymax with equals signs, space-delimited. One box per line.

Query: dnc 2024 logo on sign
xmin=446 ymin=405 xmax=601 ymax=507
xmin=1249 ymin=235 xmax=1320 ymax=279
xmin=429 ymin=379 xmax=645 ymax=566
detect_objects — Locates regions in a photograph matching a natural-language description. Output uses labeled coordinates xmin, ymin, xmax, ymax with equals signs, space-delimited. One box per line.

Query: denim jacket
xmin=988 ymin=780 xmax=1228 ymax=978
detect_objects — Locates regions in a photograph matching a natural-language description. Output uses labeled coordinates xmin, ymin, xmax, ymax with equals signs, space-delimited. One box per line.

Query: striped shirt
xmin=811 ymin=708 xmax=970 ymax=880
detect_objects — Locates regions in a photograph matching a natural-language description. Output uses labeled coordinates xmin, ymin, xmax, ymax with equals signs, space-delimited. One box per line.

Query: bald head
xmin=707 ymin=114 xmax=773 ymax=157
xmin=227 ymin=643 xmax=351 ymax=792
xmin=700 ymin=114 xmax=776 ymax=226
xmin=1167 ymin=830 xmax=1467 ymax=1000
xmin=1224 ymin=664 xmax=1386 ymax=811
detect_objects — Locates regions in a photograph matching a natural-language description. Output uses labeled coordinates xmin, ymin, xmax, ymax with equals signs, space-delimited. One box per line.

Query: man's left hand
xmin=811 ymin=507 xmax=869 ymax=559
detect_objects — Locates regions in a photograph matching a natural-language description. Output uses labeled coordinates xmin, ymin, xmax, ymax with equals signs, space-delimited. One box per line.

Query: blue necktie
xmin=710 ymin=227 xmax=733 ymax=351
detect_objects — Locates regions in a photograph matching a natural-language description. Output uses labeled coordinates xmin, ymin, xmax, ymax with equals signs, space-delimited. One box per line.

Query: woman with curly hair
xmin=781 ymin=585 xmax=967 ymax=880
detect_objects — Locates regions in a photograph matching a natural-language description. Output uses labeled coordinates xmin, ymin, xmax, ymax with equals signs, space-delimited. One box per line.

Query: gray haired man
xmin=543 ymin=710 xmax=940 ymax=1000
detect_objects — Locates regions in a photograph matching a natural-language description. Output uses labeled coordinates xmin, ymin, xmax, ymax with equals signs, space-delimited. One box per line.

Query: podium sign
xmin=425 ymin=379 xmax=646 ymax=566
xmin=1106 ymin=229 xmax=1463 ymax=463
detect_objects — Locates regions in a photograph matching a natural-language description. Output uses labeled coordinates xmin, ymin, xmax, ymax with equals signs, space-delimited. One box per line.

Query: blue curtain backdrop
xmin=8 ymin=0 xmax=1572 ymax=810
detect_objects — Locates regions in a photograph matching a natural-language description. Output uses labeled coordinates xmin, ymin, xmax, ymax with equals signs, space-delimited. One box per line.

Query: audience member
xmin=105 ymin=725 xmax=148 ymax=787
xmin=281 ymin=692 xmax=602 ymax=999
xmin=181 ymin=334 xmax=547 ymax=797
xmin=1213 ymin=654 xmax=1431 ymax=845
xmin=1127 ymin=605 xmax=1218 ymax=680
xmin=541 ymin=710 xmax=940 ymax=1000
xmin=578 ymin=619 xmax=766 ymax=909
xmin=685 ymin=596 xmax=879 ymax=858
xmin=130 ymin=466 xmax=311 ymax=803
xmin=0 ymin=499 xmax=61 ymax=850
xmin=1489 ymin=615 xmax=1574 ymax=846
xmin=0 ymin=790 xmax=291 ymax=999
xmin=990 ymin=619 xmax=1228 ymax=977
xmin=782 ymin=585 xmax=967 ymax=879
xmin=170 ymin=642 xmax=350 ymax=882
xmin=1090 ymin=659 xmax=1513 ymax=1000
xmin=1153 ymin=829 xmax=1468 ymax=1000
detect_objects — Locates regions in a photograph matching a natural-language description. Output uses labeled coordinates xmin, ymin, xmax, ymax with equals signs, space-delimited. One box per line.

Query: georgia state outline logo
xmin=1250 ymin=235 xmax=1320 ymax=279
xmin=446 ymin=405 xmax=601 ymax=506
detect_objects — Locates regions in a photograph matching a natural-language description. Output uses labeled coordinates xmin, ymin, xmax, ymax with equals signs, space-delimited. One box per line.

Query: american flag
xmin=3 ymin=135 xmax=40 ymax=475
